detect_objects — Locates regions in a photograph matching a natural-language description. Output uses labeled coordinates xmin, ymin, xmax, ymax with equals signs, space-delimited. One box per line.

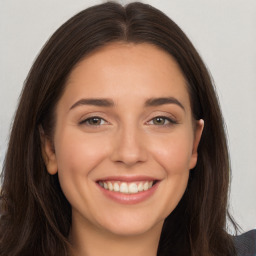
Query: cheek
xmin=53 ymin=129 xmax=111 ymax=210
xmin=149 ymin=132 xmax=192 ymax=216
xmin=53 ymin=129 xmax=112 ymax=205
xmin=151 ymin=132 xmax=194 ymax=174
xmin=54 ymin=128 xmax=109 ymax=174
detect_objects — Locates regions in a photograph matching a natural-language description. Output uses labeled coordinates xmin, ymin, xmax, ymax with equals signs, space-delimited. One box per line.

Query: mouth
xmin=97 ymin=180 xmax=158 ymax=194
xmin=96 ymin=177 xmax=160 ymax=204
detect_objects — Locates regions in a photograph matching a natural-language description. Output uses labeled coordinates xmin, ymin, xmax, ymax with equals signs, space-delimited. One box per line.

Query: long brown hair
xmin=0 ymin=2 xmax=238 ymax=255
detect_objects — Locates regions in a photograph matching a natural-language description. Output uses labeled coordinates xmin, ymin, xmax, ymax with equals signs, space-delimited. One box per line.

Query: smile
xmin=98 ymin=181 xmax=155 ymax=194
xmin=96 ymin=177 xmax=160 ymax=204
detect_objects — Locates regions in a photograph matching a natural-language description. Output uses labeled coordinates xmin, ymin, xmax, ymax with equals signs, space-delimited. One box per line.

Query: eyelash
xmin=146 ymin=116 xmax=177 ymax=126
xmin=79 ymin=116 xmax=108 ymax=126
xmin=79 ymin=116 xmax=177 ymax=127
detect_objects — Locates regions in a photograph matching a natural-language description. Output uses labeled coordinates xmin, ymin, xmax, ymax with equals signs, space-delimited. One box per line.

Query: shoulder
xmin=233 ymin=229 xmax=256 ymax=256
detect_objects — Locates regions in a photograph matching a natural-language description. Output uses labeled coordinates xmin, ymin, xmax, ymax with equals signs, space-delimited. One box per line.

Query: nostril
xmin=110 ymin=134 xmax=148 ymax=165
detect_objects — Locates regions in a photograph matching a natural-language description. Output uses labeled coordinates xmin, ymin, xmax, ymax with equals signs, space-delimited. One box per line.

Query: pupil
xmin=154 ymin=117 xmax=164 ymax=125
xmin=90 ymin=118 xmax=100 ymax=125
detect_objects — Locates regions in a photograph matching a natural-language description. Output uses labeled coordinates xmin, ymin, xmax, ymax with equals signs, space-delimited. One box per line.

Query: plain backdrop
xmin=0 ymin=0 xmax=255 ymax=233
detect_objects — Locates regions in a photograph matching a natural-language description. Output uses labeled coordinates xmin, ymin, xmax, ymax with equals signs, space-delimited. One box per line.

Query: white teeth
xmin=120 ymin=183 xmax=129 ymax=193
xmin=128 ymin=183 xmax=138 ymax=193
xmin=143 ymin=182 xmax=149 ymax=191
xmin=138 ymin=182 xmax=144 ymax=192
xmin=99 ymin=180 xmax=155 ymax=194
xmin=107 ymin=182 xmax=113 ymax=191
xmin=113 ymin=183 xmax=119 ymax=192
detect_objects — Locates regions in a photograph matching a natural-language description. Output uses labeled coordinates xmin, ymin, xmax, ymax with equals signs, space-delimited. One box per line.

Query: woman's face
xmin=42 ymin=42 xmax=203 ymax=236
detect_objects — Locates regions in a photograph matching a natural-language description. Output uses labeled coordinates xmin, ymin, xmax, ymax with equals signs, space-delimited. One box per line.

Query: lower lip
xmin=97 ymin=182 xmax=160 ymax=205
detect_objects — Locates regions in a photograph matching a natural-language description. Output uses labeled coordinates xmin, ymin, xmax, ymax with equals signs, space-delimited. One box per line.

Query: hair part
xmin=0 ymin=2 xmax=238 ymax=256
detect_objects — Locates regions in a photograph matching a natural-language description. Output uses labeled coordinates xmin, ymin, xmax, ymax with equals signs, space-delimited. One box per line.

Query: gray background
xmin=0 ymin=0 xmax=255 ymax=232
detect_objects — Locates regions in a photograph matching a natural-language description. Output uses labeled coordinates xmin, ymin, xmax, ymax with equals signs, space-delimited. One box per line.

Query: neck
xmin=69 ymin=213 xmax=163 ymax=256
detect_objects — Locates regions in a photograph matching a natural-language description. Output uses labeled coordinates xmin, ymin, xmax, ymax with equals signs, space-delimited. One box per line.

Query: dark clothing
xmin=234 ymin=229 xmax=256 ymax=256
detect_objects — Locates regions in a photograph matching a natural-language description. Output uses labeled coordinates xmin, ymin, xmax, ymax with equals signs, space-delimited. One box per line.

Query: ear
xmin=189 ymin=119 xmax=204 ymax=169
xmin=39 ymin=126 xmax=58 ymax=175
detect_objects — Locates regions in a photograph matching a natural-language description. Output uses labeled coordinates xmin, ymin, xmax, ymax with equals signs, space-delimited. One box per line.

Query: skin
xmin=41 ymin=42 xmax=204 ymax=256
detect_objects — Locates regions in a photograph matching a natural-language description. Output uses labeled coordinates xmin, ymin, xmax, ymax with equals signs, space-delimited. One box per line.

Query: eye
xmin=147 ymin=116 xmax=177 ymax=126
xmin=80 ymin=116 xmax=108 ymax=126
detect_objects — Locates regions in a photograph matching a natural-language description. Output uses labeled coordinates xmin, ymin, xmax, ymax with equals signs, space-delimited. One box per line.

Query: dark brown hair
xmin=0 ymin=2 xmax=238 ymax=256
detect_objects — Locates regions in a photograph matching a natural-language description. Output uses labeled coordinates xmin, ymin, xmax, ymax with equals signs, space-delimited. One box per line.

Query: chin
xmin=96 ymin=212 xmax=165 ymax=237
xmin=105 ymin=223 xmax=162 ymax=237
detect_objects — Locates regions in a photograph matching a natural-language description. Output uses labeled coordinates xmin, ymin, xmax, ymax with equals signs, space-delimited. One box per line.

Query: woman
xmin=0 ymin=2 xmax=255 ymax=256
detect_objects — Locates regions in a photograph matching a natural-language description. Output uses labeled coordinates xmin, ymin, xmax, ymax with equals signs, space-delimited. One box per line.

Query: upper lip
xmin=96 ymin=175 xmax=160 ymax=182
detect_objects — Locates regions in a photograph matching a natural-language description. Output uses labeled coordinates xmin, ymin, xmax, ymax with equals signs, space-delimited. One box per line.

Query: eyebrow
xmin=70 ymin=98 xmax=114 ymax=110
xmin=69 ymin=97 xmax=185 ymax=111
xmin=145 ymin=97 xmax=185 ymax=110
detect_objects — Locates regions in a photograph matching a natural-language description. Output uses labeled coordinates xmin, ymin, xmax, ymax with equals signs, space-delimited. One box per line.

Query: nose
xmin=110 ymin=125 xmax=148 ymax=167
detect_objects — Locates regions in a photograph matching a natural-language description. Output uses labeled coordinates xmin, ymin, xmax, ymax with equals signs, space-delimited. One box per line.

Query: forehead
xmin=60 ymin=42 xmax=191 ymax=111
xmin=68 ymin=42 xmax=186 ymax=84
